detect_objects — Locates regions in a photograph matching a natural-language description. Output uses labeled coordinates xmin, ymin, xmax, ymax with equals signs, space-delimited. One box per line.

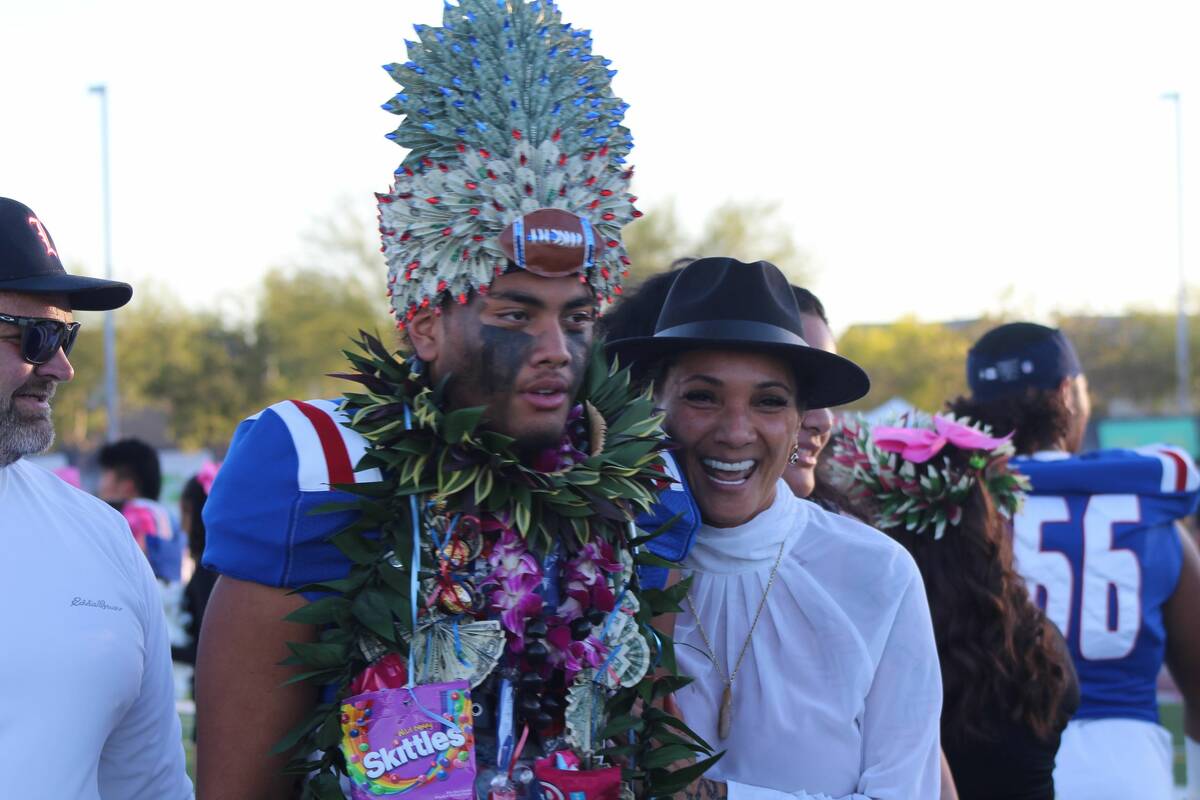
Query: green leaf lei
xmin=277 ymin=333 xmax=719 ymax=799
xmin=829 ymin=412 xmax=1031 ymax=540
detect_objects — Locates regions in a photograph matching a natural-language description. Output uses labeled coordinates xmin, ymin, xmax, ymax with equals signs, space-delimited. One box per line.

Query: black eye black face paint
xmin=479 ymin=323 xmax=535 ymax=395
xmin=565 ymin=326 xmax=589 ymax=394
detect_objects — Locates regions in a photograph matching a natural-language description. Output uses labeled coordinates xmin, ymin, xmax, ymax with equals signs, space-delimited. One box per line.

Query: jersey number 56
xmin=1013 ymin=495 xmax=1142 ymax=661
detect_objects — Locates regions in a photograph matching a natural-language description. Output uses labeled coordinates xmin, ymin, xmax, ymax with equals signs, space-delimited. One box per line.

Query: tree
xmin=1057 ymin=313 xmax=1192 ymax=416
xmin=256 ymin=266 xmax=392 ymax=404
xmin=50 ymin=314 xmax=107 ymax=454
xmin=622 ymin=197 xmax=812 ymax=286
xmin=109 ymin=290 xmax=268 ymax=450
xmin=49 ymin=290 xmax=269 ymax=453
xmin=838 ymin=318 xmax=983 ymax=413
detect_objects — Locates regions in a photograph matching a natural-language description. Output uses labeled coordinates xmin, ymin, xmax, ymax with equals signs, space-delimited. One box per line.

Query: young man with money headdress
xmin=197 ymin=3 xmax=706 ymax=798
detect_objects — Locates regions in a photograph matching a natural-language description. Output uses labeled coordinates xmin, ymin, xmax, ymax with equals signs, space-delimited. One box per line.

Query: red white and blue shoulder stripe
xmin=1016 ymin=445 xmax=1200 ymax=505
xmin=1133 ymin=444 xmax=1200 ymax=494
xmin=202 ymin=399 xmax=383 ymax=590
xmin=243 ymin=399 xmax=383 ymax=491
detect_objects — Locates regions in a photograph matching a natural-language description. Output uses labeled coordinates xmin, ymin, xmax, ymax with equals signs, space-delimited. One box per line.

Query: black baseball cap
xmin=0 ymin=197 xmax=132 ymax=311
xmin=966 ymin=322 xmax=1082 ymax=401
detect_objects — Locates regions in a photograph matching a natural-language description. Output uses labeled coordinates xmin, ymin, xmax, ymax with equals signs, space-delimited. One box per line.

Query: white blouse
xmin=674 ymin=482 xmax=942 ymax=800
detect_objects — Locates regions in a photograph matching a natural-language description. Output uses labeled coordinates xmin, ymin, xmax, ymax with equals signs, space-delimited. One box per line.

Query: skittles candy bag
xmin=340 ymin=681 xmax=477 ymax=799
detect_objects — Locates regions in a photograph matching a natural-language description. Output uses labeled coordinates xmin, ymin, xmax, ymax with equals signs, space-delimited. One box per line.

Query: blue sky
xmin=3 ymin=0 xmax=1199 ymax=330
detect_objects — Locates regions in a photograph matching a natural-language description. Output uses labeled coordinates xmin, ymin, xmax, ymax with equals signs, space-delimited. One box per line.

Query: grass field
xmin=1162 ymin=700 xmax=1187 ymax=786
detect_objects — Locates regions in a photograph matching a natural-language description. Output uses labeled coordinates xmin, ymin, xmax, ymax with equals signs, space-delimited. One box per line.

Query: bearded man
xmin=0 ymin=197 xmax=191 ymax=799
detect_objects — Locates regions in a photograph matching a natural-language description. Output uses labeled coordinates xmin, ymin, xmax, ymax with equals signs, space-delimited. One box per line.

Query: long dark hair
xmin=181 ymin=476 xmax=209 ymax=561
xmin=948 ymin=388 xmax=1071 ymax=455
xmin=884 ymin=459 xmax=1074 ymax=742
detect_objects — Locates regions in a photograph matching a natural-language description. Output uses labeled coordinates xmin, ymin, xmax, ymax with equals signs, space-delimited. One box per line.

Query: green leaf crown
xmin=829 ymin=412 xmax=1031 ymax=540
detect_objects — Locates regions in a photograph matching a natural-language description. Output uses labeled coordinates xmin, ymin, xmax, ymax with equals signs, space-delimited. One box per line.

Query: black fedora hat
xmin=0 ymin=197 xmax=132 ymax=311
xmin=606 ymin=257 xmax=870 ymax=409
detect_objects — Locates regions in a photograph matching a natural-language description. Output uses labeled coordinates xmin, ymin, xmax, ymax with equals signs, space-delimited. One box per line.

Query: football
xmin=497 ymin=207 xmax=596 ymax=277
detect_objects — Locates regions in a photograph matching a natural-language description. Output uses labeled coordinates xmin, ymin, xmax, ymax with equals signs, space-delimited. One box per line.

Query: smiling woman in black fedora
xmin=609 ymin=257 xmax=943 ymax=800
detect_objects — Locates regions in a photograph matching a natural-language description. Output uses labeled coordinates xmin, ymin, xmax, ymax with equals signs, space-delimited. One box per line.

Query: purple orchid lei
xmin=548 ymin=538 xmax=623 ymax=680
xmin=485 ymin=526 xmax=544 ymax=652
xmin=481 ymin=406 xmax=627 ymax=680
xmin=529 ymin=404 xmax=591 ymax=473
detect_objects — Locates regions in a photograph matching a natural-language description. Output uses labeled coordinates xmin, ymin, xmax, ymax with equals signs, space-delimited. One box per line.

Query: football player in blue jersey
xmin=197 ymin=270 xmax=599 ymax=797
xmin=193 ymin=3 xmax=664 ymax=796
xmin=950 ymin=322 xmax=1200 ymax=800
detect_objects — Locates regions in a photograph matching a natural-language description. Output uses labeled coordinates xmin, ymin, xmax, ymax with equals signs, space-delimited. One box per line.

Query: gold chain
xmin=684 ymin=539 xmax=787 ymax=688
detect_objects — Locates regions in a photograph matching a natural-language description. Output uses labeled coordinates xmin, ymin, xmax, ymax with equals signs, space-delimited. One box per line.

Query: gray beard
xmin=0 ymin=387 xmax=56 ymax=467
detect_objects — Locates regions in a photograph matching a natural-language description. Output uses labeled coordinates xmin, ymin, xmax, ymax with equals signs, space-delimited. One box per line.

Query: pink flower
xmin=569 ymin=540 xmax=621 ymax=584
xmin=530 ymin=406 xmax=589 ymax=472
xmin=546 ymin=624 xmax=607 ymax=682
xmin=563 ymin=580 xmax=615 ymax=617
xmin=482 ymin=525 xmax=544 ymax=652
xmin=196 ymin=461 xmax=221 ymax=495
xmin=490 ymin=573 xmax=544 ymax=646
xmin=873 ymin=416 xmax=1012 ymax=464
xmin=559 ymin=540 xmax=620 ymax=617
xmin=488 ymin=528 xmax=541 ymax=579
xmin=122 ymin=505 xmax=156 ymax=536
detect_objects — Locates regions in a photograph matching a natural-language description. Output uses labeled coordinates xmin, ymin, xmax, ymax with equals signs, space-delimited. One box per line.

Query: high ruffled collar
xmin=684 ymin=480 xmax=808 ymax=574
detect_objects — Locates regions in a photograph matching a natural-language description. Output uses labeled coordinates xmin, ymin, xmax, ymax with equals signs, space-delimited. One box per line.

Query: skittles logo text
xmin=341 ymin=684 xmax=476 ymax=799
xmin=362 ymin=728 xmax=467 ymax=779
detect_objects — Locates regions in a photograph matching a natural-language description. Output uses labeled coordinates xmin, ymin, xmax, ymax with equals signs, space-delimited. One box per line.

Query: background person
xmin=609 ymin=257 xmax=942 ymax=799
xmin=950 ymin=322 xmax=1200 ymax=800
xmin=171 ymin=463 xmax=219 ymax=669
xmin=831 ymin=413 xmax=1079 ymax=799
xmin=0 ymin=196 xmax=191 ymax=799
xmin=98 ymin=437 xmax=185 ymax=584
xmin=778 ymin=286 xmax=857 ymax=513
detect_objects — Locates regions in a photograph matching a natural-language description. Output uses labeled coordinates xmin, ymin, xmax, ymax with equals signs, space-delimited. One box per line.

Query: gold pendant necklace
xmin=684 ymin=539 xmax=787 ymax=740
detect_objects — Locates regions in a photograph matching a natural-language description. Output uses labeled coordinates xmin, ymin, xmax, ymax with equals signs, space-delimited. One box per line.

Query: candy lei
xmin=280 ymin=333 xmax=719 ymax=799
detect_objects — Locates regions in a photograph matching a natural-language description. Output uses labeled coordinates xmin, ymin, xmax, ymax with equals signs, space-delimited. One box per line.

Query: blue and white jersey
xmin=635 ymin=451 xmax=701 ymax=590
xmin=202 ymin=399 xmax=382 ymax=598
xmin=1012 ymin=445 xmax=1199 ymax=723
xmin=204 ymin=400 xmax=701 ymax=599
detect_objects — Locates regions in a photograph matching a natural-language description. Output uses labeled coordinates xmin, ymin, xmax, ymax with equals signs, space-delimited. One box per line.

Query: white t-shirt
xmin=0 ymin=458 xmax=193 ymax=800
xmin=675 ymin=483 xmax=943 ymax=800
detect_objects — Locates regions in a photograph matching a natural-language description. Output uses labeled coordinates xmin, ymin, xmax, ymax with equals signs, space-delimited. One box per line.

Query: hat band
xmin=653 ymin=319 xmax=809 ymax=348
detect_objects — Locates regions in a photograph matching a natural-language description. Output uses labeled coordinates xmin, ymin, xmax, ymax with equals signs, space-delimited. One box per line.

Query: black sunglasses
xmin=0 ymin=312 xmax=81 ymax=365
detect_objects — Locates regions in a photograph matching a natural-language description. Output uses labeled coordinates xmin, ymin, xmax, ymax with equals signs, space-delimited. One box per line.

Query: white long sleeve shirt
xmin=675 ymin=483 xmax=942 ymax=800
xmin=0 ymin=459 xmax=192 ymax=799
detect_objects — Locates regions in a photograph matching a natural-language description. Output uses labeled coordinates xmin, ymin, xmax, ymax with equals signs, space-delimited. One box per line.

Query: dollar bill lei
xmin=275 ymin=333 xmax=721 ymax=799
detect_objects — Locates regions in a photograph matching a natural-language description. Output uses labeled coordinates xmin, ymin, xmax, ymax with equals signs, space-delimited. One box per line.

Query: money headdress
xmin=378 ymin=0 xmax=640 ymax=327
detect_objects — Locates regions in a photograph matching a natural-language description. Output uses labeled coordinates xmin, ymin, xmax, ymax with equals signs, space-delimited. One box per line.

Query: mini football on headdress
xmin=378 ymin=0 xmax=641 ymax=327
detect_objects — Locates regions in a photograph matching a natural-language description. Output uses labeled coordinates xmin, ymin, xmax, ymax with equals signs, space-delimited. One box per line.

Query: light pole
xmin=1163 ymin=92 xmax=1191 ymax=415
xmin=89 ymin=83 xmax=120 ymax=440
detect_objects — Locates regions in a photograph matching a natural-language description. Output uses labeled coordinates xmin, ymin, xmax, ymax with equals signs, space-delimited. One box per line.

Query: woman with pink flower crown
xmin=608 ymin=257 xmax=944 ymax=800
xmin=828 ymin=413 xmax=1079 ymax=799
